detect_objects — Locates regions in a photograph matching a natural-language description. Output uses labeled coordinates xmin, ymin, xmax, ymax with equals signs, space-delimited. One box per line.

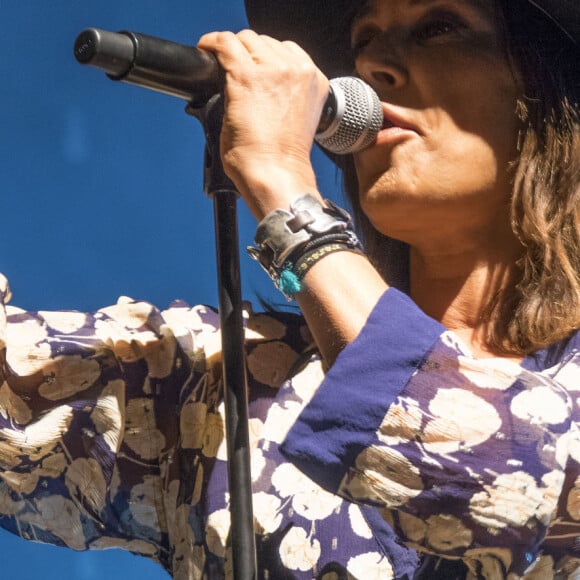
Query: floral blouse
xmin=282 ymin=290 xmax=580 ymax=579
xmin=0 ymin=272 xmax=577 ymax=579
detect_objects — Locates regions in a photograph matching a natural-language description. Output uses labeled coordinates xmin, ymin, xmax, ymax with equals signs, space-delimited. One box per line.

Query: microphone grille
xmin=315 ymin=77 xmax=382 ymax=155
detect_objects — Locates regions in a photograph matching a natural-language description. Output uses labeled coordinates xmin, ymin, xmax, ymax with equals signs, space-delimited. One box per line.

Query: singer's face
xmin=351 ymin=0 xmax=520 ymax=244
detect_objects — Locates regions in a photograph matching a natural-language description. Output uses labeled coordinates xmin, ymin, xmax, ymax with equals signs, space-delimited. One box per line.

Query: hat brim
xmin=244 ymin=0 xmax=579 ymax=78
xmin=527 ymin=0 xmax=579 ymax=45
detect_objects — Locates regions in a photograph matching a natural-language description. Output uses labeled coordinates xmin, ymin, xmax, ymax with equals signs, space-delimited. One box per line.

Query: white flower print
xmin=168 ymin=502 xmax=206 ymax=578
xmin=192 ymin=461 xmax=204 ymax=507
xmin=272 ymin=462 xmax=342 ymax=521
xmin=202 ymin=411 xmax=224 ymax=458
xmin=347 ymin=552 xmax=395 ymax=579
xmin=161 ymin=304 xmax=218 ymax=335
xmin=0 ymin=441 xmax=23 ymax=470
xmin=245 ymin=313 xmax=286 ymax=341
xmin=424 ymin=514 xmax=473 ymax=552
xmin=1 ymin=469 xmax=41 ymax=495
xmin=5 ymin=341 xmax=52 ymax=375
xmin=252 ymin=491 xmax=283 ymax=535
xmin=553 ymin=355 xmax=580 ymax=391
xmin=511 ymin=386 xmax=569 ymax=426
xmin=463 ymin=548 xmax=513 ymax=578
xmin=159 ymin=304 xmax=221 ymax=363
xmin=39 ymin=310 xmax=88 ymax=334
xmin=129 ymin=476 xmax=163 ymax=530
xmin=21 ymin=495 xmax=86 ymax=550
xmin=206 ymin=507 xmax=231 ymax=558
xmin=247 ymin=341 xmax=299 ymax=388
xmin=251 ymin=448 xmax=267 ymax=483
xmin=262 ymin=400 xmax=305 ymax=444
xmin=0 ymin=381 xmax=32 ymax=425
xmin=90 ymin=536 xmax=158 ymax=556
xmin=94 ymin=314 xmax=158 ymax=363
xmin=98 ymin=298 xmax=154 ymax=330
xmin=287 ymin=357 xmax=324 ymax=402
xmin=216 ymin=415 xmax=262 ymax=471
xmin=180 ymin=401 xmax=208 ymax=450
xmin=379 ymin=398 xmax=423 ymax=446
xmin=6 ymin=316 xmax=48 ymax=347
xmin=41 ymin=453 xmax=68 ymax=477
xmin=90 ymin=379 xmax=125 ymax=453
xmin=399 ymin=511 xmax=474 ymax=553
xmin=457 ymin=356 xmax=521 ymax=391
xmin=125 ymin=398 xmax=165 ymax=460
xmin=469 ymin=470 xmax=563 ymax=529
xmin=568 ymin=430 xmax=580 ymax=465
xmin=66 ymin=457 xmax=108 ymax=513
xmin=348 ymin=504 xmax=373 ymax=539
xmin=345 ymin=446 xmax=423 ymax=507
xmin=397 ymin=511 xmax=427 ymax=544
xmin=423 ymin=388 xmax=501 ymax=454
xmin=140 ymin=326 xmax=177 ymax=379
xmin=173 ymin=543 xmax=206 ymax=579
xmin=1 ymin=453 xmax=67 ymax=495
xmin=566 ymin=476 xmax=580 ymax=520
xmin=38 ymin=354 xmax=101 ymax=401
xmin=0 ymin=487 xmax=25 ymax=517
xmin=279 ymin=526 xmax=321 ymax=572
xmin=0 ymin=404 xmax=73 ymax=461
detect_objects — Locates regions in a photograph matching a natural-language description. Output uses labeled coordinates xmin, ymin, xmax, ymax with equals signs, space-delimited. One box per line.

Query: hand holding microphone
xmin=74 ymin=28 xmax=382 ymax=155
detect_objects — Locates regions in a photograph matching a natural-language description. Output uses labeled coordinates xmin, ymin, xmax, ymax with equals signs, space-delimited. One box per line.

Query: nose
xmin=354 ymin=44 xmax=408 ymax=91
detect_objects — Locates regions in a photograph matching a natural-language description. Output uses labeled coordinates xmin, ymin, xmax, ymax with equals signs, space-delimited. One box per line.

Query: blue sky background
xmin=0 ymin=0 xmax=340 ymax=578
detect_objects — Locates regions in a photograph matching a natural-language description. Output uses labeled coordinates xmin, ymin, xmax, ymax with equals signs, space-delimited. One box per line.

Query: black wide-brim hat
xmin=244 ymin=0 xmax=579 ymax=78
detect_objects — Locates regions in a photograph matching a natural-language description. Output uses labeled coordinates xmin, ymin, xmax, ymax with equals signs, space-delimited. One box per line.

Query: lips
xmin=359 ymin=104 xmax=421 ymax=150
xmin=381 ymin=105 xmax=420 ymax=134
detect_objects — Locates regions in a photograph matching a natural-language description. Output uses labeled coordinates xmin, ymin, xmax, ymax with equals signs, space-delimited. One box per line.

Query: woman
xmin=198 ymin=0 xmax=580 ymax=576
xmin=0 ymin=0 xmax=577 ymax=578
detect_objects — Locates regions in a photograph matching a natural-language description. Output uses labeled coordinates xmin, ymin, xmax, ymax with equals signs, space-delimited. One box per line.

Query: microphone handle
xmin=74 ymin=29 xmax=382 ymax=154
xmin=74 ymin=28 xmax=221 ymax=105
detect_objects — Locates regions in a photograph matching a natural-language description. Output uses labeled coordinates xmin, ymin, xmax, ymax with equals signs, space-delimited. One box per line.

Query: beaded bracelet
xmin=247 ymin=194 xmax=364 ymax=300
xmin=278 ymin=240 xmax=364 ymax=299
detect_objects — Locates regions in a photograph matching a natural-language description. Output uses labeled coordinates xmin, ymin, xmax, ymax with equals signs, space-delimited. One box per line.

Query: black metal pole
xmin=188 ymin=95 xmax=257 ymax=580
xmin=213 ymin=191 xmax=257 ymax=579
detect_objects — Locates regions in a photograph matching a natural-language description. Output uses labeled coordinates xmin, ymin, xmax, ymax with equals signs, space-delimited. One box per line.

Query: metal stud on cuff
xmin=247 ymin=194 xmax=355 ymax=276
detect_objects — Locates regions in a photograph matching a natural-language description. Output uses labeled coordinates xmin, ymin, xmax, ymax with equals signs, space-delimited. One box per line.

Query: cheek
xmin=442 ymin=68 xmax=520 ymax=161
xmin=432 ymin=134 xmax=509 ymax=195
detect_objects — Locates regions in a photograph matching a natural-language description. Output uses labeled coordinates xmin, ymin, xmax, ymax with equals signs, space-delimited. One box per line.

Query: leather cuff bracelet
xmin=247 ymin=194 xmax=364 ymax=299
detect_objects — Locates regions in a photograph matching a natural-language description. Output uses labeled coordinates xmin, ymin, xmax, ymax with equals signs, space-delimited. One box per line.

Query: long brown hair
xmin=338 ymin=0 xmax=580 ymax=355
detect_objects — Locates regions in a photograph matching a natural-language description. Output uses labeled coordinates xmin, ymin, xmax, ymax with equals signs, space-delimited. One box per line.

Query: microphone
xmin=73 ymin=28 xmax=382 ymax=154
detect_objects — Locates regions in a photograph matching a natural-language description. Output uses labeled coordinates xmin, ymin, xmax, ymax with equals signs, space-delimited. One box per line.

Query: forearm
xmin=244 ymin=182 xmax=388 ymax=366
xmin=296 ymin=248 xmax=388 ymax=366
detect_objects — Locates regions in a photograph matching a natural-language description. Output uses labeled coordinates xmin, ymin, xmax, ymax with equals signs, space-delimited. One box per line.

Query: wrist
xmin=247 ymin=194 xmax=364 ymax=300
xmin=227 ymin=159 xmax=320 ymax=220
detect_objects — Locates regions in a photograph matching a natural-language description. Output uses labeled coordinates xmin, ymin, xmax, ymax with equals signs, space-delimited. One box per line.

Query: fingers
xmin=197 ymin=30 xmax=256 ymax=71
xmin=197 ymin=29 xmax=317 ymax=73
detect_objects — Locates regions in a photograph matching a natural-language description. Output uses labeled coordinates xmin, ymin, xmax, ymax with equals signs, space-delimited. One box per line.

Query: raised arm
xmin=197 ymin=30 xmax=388 ymax=365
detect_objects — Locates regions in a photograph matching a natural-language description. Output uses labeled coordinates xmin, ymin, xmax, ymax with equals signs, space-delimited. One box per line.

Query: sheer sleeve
xmin=281 ymin=288 xmax=577 ymax=578
xmin=0 ymin=274 xmax=416 ymax=580
xmin=0 ymin=273 xmax=216 ymax=566
xmin=0 ymin=273 xmax=261 ymax=574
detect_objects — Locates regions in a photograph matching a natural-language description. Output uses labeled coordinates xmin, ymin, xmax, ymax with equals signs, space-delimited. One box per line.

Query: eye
xmin=413 ymin=11 xmax=467 ymax=43
xmin=350 ymin=26 xmax=379 ymax=57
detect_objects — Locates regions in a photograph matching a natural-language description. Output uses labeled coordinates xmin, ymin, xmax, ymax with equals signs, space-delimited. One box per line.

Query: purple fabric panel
xmin=280 ymin=288 xmax=445 ymax=492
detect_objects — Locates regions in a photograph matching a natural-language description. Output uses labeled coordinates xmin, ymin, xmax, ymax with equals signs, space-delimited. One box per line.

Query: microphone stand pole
xmin=188 ymin=95 xmax=257 ymax=580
